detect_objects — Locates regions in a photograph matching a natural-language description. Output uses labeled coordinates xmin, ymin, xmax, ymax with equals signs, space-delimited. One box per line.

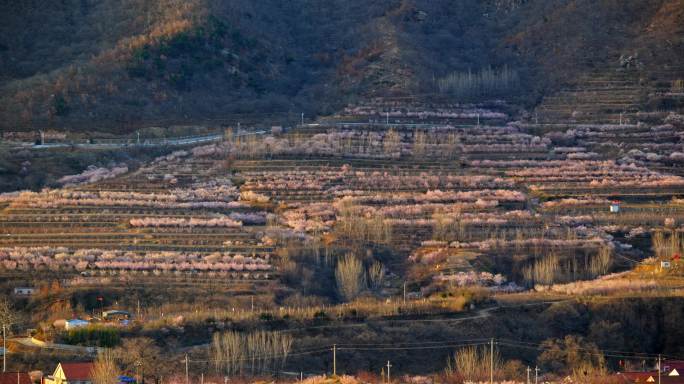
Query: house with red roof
xmin=616 ymin=371 xmax=658 ymax=383
xmin=43 ymin=362 xmax=94 ymax=384
xmin=0 ymin=372 xmax=32 ymax=384
xmin=663 ymin=361 xmax=684 ymax=377
xmin=616 ymin=361 xmax=684 ymax=384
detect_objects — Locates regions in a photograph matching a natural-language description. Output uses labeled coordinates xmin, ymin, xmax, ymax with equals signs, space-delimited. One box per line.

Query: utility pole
xmin=135 ymin=360 xmax=142 ymax=384
xmin=386 ymin=361 xmax=392 ymax=384
xmin=184 ymin=354 xmax=189 ymax=384
xmin=332 ymin=344 xmax=337 ymax=376
xmin=526 ymin=366 xmax=530 ymax=384
xmin=658 ymin=355 xmax=661 ymax=384
xmin=403 ymin=282 xmax=407 ymax=304
xmin=490 ymin=338 xmax=494 ymax=384
xmin=2 ymin=324 xmax=5 ymax=372
xmin=535 ymin=366 xmax=539 ymax=384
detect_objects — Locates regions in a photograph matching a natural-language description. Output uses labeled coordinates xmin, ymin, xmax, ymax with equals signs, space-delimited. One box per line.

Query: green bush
xmin=64 ymin=325 xmax=120 ymax=347
xmin=52 ymin=94 xmax=70 ymax=116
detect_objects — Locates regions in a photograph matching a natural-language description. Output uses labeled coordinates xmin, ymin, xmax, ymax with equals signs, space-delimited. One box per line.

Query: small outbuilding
xmin=64 ymin=319 xmax=90 ymax=331
xmin=610 ymin=200 xmax=621 ymax=213
xmin=13 ymin=287 xmax=36 ymax=296
xmin=102 ymin=310 xmax=131 ymax=321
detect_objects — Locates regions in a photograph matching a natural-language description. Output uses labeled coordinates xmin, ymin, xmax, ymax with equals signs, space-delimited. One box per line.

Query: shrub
xmin=537 ymin=335 xmax=605 ymax=377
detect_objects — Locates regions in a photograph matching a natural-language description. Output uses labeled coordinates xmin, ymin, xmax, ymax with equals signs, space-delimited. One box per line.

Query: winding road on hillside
xmin=179 ymin=298 xmax=571 ymax=353
xmin=8 ymin=130 xmax=269 ymax=150
xmin=10 ymin=337 xmax=103 ymax=355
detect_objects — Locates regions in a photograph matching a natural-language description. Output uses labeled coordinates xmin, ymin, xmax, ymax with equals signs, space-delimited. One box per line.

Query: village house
xmin=12 ymin=287 xmax=36 ymax=296
xmin=101 ymin=310 xmax=131 ymax=322
xmin=43 ymin=362 xmax=94 ymax=384
xmin=662 ymin=360 xmax=684 ymax=376
xmin=610 ymin=200 xmax=621 ymax=213
xmin=0 ymin=372 xmax=32 ymax=384
xmin=63 ymin=319 xmax=90 ymax=331
xmin=616 ymin=361 xmax=684 ymax=383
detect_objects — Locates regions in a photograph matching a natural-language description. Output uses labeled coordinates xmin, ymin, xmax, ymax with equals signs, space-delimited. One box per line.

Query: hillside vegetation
xmin=0 ymin=0 xmax=682 ymax=132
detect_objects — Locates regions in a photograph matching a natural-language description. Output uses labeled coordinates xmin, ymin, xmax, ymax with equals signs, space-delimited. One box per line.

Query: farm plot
xmin=187 ymin=117 xmax=679 ymax=289
xmin=2 ymin=101 xmax=683 ymax=303
xmin=0 ymin=150 xmax=278 ymax=287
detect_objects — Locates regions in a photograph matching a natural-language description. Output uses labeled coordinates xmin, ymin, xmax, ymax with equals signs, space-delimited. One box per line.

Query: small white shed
xmin=64 ymin=319 xmax=90 ymax=330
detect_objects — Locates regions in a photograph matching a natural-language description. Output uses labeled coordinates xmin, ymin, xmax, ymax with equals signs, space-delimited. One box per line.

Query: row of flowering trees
xmin=503 ymin=160 xmax=684 ymax=189
xmin=128 ymin=212 xmax=271 ymax=227
xmin=0 ymin=247 xmax=272 ymax=272
xmin=5 ymin=179 xmax=244 ymax=209
xmin=241 ymin=167 xmax=514 ymax=194
xmin=336 ymin=189 xmax=526 ymax=205
xmin=58 ymin=164 xmax=129 ymax=186
xmin=129 ymin=216 xmax=243 ymax=228
xmin=189 ymin=123 xmax=560 ymax=159
xmin=342 ymin=103 xmax=508 ymax=119
xmin=275 ymin=189 xmax=527 ymax=233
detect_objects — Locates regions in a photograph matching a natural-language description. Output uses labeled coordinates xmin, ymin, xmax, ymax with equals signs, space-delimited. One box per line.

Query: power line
xmin=335 ymin=338 xmax=491 ymax=347
xmin=337 ymin=342 xmax=488 ymax=351
xmin=189 ymin=347 xmax=330 ymax=364
xmin=497 ymin=338 xmax=671 ymax=358
xmin=496 ymin=340 xmax=680 ymax=360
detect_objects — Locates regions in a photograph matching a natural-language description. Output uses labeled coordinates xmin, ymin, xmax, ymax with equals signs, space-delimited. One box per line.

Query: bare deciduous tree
xmin=412 ymin=129 xmax=427 ymax=157
xmin=367 ymin=261 xmax=385 ymax=290
xmin=383 ymin=128 xmax=401 ymax=157
xmin=335 ymin=254 xmax=366 ymax=301
xmin=446 ymin=345 xmax=501 ymax=382
xmin=114 ymin=337 xmax=162 ymax=383
xmin=211 ymin=331 xmax=292 ymax=376
xmin=91 ymin=350 xmax=119 ymax=384
xmin=0 ymin=298 xmax=14 ymax=329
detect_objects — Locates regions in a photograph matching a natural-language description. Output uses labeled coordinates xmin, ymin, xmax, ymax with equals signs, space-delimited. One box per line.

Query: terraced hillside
xmin=535 ymin=68 xmax=684 ymax=124
xmin=2 ymin=101 xmax=684 ymax=317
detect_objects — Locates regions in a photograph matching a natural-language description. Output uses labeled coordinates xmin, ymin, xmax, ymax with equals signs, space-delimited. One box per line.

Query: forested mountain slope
xmin=0 ymin=0 xmax=682 ymax=132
